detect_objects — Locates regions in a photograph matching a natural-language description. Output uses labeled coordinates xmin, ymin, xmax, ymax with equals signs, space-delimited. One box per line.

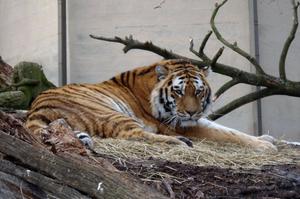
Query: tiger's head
xmin=150 ymin=60 xmax=211 ymax=127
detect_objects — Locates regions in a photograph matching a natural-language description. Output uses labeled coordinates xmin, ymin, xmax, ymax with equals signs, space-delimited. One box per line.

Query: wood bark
xmin=0 ymin=131 xmax=167 ymax=199
xmin=0 ymin=110 xmax=167 ymax=199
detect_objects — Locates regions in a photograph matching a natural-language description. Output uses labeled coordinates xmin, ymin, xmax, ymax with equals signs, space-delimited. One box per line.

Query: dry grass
xmin=93 ymin=138 xmax=300 ymax=169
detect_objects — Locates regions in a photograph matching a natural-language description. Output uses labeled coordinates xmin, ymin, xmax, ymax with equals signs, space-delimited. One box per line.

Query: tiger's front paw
xmin=258 ymin=134 xmax=276 ymax=144
xmin=74 ymin=131 xmax=93 ymax=149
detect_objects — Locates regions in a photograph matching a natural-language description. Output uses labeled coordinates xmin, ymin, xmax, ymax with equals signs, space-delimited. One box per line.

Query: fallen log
xmin=0 ymin=158 xmax=89 ymax=199
xmin=0 ymin=131 xmax=167 ymax=199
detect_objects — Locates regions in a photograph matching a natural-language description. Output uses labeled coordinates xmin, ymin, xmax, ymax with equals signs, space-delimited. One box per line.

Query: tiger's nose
xmin=186 ymin=110 xmax=196 ymax=116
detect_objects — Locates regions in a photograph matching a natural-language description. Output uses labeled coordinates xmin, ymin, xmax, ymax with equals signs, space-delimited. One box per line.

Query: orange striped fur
xmin=26 ymin=60 xmax=276 ymax=151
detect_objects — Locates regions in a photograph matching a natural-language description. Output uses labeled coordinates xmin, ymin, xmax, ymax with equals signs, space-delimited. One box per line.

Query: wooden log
xmin=0 ymin=170 xmax=48 ymax=199
xmin=0 ymin=158 xmax=90 ymax=199
xmin=0 ymin=131 xmax=167 ymax=199
xmin=0 ymin=110 xmax=42 ymax=146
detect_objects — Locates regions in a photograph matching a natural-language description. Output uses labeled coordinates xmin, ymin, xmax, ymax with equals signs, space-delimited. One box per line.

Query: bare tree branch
xmin=189 ymin=38 xmax=210 ymax=64
xmin=90 ymin=34 xmax=208 ymax=68
xmin=199 ymin=30 xmax=213 ymax=55
xmin=211 ymin=0 xmax=265 ymax=74
xmin=211 ymin=46 xmax=225 ymax=67
xmin=213 ymin=78 xmax=240 ymax=101
xmin=90 ymin=34 xmax=300 ymax=92
xmin=189 ymin=35 xmax=224 ymax=67
xmin=90 ymin=0 xmax=300 ymax=120
xmin=208 ymin=88 xmax=280 ymax=120
xmin=279 ymin=0 xmax=300 ymax=81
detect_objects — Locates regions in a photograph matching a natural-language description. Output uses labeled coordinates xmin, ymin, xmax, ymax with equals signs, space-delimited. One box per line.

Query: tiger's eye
xmin=175 ymin=90 xmax=183 ymax=96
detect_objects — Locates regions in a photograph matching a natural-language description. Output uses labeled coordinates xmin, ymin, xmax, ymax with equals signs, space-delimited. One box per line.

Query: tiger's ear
xmin=155 ymin=65 xmax=168 ymax=81
xmin=200 ymin=66 xmax=211 ymax=77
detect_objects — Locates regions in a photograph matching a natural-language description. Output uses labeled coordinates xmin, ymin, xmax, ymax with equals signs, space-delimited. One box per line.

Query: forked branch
xmin=189 ymin=32 xmax=224 ymax=67
xmin=90 ymin=0 xmax=300 ymax=120
xmin=279 ymin=0 xmax=300 ymax=81
xmin=211 ymin=0 xmax=265 ymax=74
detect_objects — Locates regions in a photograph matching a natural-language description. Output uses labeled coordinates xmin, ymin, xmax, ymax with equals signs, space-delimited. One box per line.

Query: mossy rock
xmin=0 ymin=61 xmax=56 ymax=109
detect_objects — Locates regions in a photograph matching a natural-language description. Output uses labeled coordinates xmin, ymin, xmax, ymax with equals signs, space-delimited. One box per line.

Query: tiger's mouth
xmin=164 ymin=114 xmax=202 ymax=127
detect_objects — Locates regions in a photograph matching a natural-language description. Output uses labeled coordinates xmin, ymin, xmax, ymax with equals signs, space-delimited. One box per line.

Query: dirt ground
xmin=91 ymin=138 xmax=300 ymax=199
xmin=104 ymin=155 xmax=300 ymax=198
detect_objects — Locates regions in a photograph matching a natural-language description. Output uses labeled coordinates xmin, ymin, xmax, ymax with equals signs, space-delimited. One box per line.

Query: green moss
xmin=0 ymin=62 xmax=56 ymax=109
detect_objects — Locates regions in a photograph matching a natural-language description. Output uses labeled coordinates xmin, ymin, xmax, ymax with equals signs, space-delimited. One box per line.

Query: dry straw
xmin=93 ymin=138 xmax=299 ymax=169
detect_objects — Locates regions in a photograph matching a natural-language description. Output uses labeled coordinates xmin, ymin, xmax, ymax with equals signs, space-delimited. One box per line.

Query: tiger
xmin=26 ymin=59 xmax=276 ymax=151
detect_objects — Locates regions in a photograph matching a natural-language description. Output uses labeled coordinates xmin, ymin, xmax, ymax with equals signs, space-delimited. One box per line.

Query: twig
xmin=200 ymin=30 xmax=213 ymax=55
xmin=279 ymin=0 xmax=300 ymax=81
xmin=189 ymin=35 xmax=224 ymax=67
xmin=213 ymin=78 xmax=240 ymax=101
xmin=189 ymin=31 xmax=212 ymax=63
xmin=211 ymin=46 xmax=225 ymax=67
xmin=162 ymin=178 xmax=175 ymax=199
xmin=20 ymin=181 xmax=25 ymax=199
xmin=208 ymin=88 xmax=280 ymax=120
xmin=91 ymin=34 xmax=190 ymax=60
xmin=210 ymin=0 xmax=265 ymax=74
xmin=154 ymin=0 xmax=166 ymax=9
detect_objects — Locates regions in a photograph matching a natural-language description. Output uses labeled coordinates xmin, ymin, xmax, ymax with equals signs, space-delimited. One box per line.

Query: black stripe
xmin=137 ymin=67 xmax=152 ymax=76
xmin=159 ymin=88 xmax=164 ymax=103
xmin=131 ymin=71 xmax=136 ymax=86
xmin=164 ymin=88 xmax=171 ymax=112
xmin=189 ymin=75 xmax=199 ymax=80
xmin=120 ymin=72 xmax=126 ymax=86
xmin=110 ymin=77 xmax=120 ymax=85
xmin=158 ymin=111 xmax=161 ymax=119
xmin=125 ymin=71 xmax=130 ymax=86
xmin=204 ymin=88 xmax=211 ymax=111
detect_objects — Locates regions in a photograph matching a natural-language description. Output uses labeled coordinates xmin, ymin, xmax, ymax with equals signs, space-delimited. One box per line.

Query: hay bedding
xmin=93 ymin=138 xmax=300 ymax=198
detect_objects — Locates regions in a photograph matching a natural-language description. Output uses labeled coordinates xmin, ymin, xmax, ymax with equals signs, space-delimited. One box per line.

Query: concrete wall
xmin=0 ymin=0 xmax=59 ymax=85
xmin=257 ymin=0 xmax=300 ymax=141
xmin=0 ymin=0 xmax=298 ymax=140
xmin=66 ymin=0 xmax=256 ymax=134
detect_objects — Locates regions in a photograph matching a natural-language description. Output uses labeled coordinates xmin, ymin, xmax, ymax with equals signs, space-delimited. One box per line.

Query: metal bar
xmin=58 ymin=0 xmax=67 ymax=86
xmin=249 ymin=0 xmax=263 ymax=135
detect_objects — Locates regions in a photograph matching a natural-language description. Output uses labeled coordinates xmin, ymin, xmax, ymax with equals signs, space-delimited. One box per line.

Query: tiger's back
xmin=26 ymin=62 xmax=164 ymax=140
